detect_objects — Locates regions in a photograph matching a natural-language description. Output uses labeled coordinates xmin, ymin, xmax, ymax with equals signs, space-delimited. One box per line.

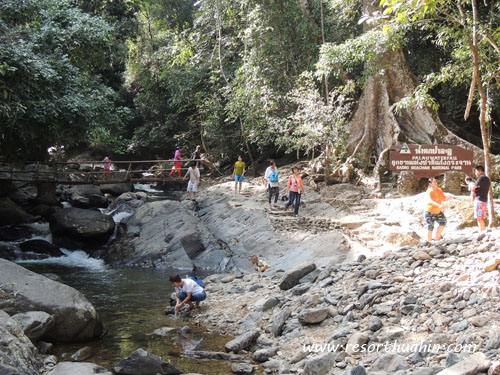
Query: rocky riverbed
xmin=2 ymin=161 xmax=500 ymax=375
xmin=195 ymin=230 xmax=500 ymax=375
xmin=171 ymin=172 xmax=500 ymax=375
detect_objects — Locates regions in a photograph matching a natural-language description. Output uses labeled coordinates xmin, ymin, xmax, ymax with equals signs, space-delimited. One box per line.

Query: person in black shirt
xmin=191 ymin=145 xmax=201 ymax=161
xmin=472 ymin=165 xmax=490 ymax=232
xmin=191 ymin=145 xmax=202 ymax=169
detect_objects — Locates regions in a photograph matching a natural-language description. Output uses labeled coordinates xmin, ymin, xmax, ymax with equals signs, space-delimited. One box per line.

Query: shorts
xmin=425 ymin=211 xmax=447 ymax=231
xmin=235 ymin=175 xmax=244 ymax=182
xmin=187 ymin=181 xmax=198 ymax=192
xmin=475 ymin=200 xmax=487 ymax=219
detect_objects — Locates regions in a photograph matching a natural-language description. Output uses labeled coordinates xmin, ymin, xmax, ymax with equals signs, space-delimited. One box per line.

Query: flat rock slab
xmin=279 ymin=262 xmax=317 ymax=290
xmin=47 ymin=362 xmax=112 ymax=375
xmin=183 ymin=351 xmax=244 ymax=361
xmin=435 ymin=352 xmax=490 ymax=375
xmin=271 ymin=307 xmax=292 ymax=337
xmin=225 ymin=330 xmax=260 ymax=353
xmin=152 ymin=327 xmax=176 ymax=337
xmin=253 ymin=347 xmax=278 ymax=363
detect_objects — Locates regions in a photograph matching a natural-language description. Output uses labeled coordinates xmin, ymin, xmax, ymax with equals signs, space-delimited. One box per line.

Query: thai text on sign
xmin=389 ymin=144 xmax=474 ymax=177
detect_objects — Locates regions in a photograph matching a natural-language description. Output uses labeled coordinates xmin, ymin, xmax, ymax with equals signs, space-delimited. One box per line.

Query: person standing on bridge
xmin=169 ymin=147 xmax=182 ymax=177
xmin=103 ymin=156 xmax=111 ymax=179
xmin=184 ymin=161 xmax=201 ymax=201
xmin=191 ymin=145 xmax=202 ymax=164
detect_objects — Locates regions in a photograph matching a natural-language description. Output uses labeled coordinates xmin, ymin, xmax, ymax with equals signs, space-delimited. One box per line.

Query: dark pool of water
xmin=22 ymin=261 xmax=237 ymax=374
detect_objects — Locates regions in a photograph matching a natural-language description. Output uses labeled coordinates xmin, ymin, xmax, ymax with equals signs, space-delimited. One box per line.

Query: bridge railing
xmin=0 ymin=159 xmax=199 ymax=184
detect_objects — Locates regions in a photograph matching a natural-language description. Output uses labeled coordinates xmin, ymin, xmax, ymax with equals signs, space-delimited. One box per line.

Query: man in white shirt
xmin=169 ymin=274 xmax=206 ymax=312
xmin=183 ymin=161 xmax=201 ymax=201
xmin=264 ymin=159 xmax=279 ymax=208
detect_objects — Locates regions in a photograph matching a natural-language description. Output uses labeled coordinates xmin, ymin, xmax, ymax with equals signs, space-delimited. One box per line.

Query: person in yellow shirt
xmin=232 ymin=155 xmax=246 ymax=194
xmin=425 ymin=177 xmax=453 ymax=241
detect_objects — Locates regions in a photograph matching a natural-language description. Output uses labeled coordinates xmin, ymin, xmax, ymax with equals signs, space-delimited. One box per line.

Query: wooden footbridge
xmin=0 ymin=159 xmax=209 ymax=204
xmin=0 ymin=159 xmax=202 ymax=185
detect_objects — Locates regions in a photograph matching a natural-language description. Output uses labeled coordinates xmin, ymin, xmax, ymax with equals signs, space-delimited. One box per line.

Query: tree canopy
xmin=1 ymin=0 xmax=498 ymax=170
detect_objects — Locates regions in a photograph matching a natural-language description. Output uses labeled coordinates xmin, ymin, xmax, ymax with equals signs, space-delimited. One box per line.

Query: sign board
xmin=389 ymin=144 xmax=474 ymax=178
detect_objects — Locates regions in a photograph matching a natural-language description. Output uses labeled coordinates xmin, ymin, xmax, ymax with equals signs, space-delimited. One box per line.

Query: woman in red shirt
xmin=285 ymin=166 xmax=305 ymax=217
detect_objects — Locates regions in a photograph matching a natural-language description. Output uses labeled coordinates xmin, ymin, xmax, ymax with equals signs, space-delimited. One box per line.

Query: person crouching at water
xmin=169 ymin=274 xmax=206 ymax=313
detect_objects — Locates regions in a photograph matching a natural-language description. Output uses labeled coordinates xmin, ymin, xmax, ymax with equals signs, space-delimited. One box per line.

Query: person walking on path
xmin=264 ymin=159 xmax=280 ymax=208
xmin=169 ymin=274 xmax=206 ymax=313
xmin=103 ymin=156 xmax=111 ymax=179
xmin=425 ymin=177 xmax=453 ymax=241
xmin=232 ymin=155 xmax=246 ymax=194
xmin=472 ymin=165 xmax=490 ymax=232
xmin=285 ymin=166 xmax=305 ymax=217
xmin=169 ymin=147 xmax=182 ymax=177
xmin=184 ymin=161 xmax=201 ymax=201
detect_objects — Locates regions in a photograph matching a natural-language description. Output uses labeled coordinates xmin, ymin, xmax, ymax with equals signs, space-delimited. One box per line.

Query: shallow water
xmin=21 ymin=255 xmax=236 ymax=374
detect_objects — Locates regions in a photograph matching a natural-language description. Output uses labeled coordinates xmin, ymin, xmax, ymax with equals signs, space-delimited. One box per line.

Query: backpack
xmin=189 ymin=276 xmax=204 ymax=288
xmin=270 ymin=170 xmax=279 ymax=183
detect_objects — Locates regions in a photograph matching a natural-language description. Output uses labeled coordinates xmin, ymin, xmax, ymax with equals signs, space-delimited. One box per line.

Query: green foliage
xmin=0 ymin=0 xmax=131 ymax=159
xmin=125 ymin=0 xmax=357 ymax=161
xmin=277 ymin=72 xmax=354 ymax=158
xmin=492 ymin=182 xmax=500 ymax=199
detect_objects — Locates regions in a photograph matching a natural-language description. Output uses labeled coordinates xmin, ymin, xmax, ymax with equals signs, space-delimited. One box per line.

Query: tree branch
xmin=464 ymin=0 xmax=479 ymax=120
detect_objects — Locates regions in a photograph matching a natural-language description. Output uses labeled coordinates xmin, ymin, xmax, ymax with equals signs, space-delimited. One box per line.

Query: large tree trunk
xmin=348 ymin=1 xmax=483 ymax=164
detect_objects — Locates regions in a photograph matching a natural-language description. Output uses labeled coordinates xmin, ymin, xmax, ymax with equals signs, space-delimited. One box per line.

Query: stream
xmin=10 ymin=183 xmax=239 ymax=374
xmin=20 ymin=252 xmax=235 ymax=374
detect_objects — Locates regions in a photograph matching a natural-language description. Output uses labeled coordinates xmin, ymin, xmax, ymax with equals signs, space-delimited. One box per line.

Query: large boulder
xmin=8 ymin=183 xmax=38 ymax=209
xmin=0 ymin=310 xmax=43 ymax=375
xmin=0 ymin=259 xmax=103 ymax=342
xmin=49 ymin=207 xmax=115 ymax=250
xmin=62 ymin=185 xmax=109 ymax=209
xmin=11 ymin=311 xmax=56 ymax=342
xmin=0 ymin=223 xmax=47 ymax=242
xmin=0 ymin=242 xmax=18 ymax=261
xmin=113 ymin=348 xmax=181 ymax=375
xmin=0 ymin=174 xmax=16 ymax=196
xmin=70 ymin=193 xmax=109 ymax=209
xmin=100 ymin=183 xmax=131 ymax=196
xmin=19 ymin=240 xmax=64 ymax=259
xmin=0 ymin=197 xmax=35 ymax=226
xmin=106 ymin=200 xmax=229 ymax=270
xmin=107 ymin=192 xmax=147 ymax=211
